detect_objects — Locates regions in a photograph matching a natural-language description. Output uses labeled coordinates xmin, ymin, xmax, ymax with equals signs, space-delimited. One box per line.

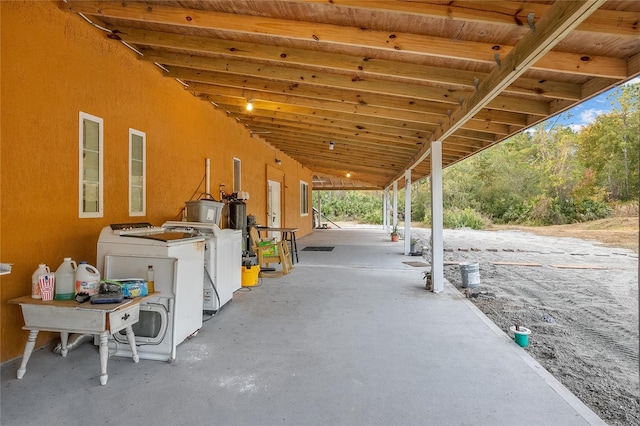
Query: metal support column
xmin=430 ymin=141 xmax=444 ymax=293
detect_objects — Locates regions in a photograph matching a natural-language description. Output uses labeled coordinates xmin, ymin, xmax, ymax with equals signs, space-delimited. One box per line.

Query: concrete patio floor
xmin=1 ymin=226 xmax=604 ymax=425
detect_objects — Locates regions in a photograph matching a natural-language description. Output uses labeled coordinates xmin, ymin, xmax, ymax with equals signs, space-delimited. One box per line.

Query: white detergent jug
xmin=31 ymin=264 xmax=50 ymax=299
xmin=75 ymin=262 xmax=100 ymax=296
xmin=54 ymin=258 xmax=77 ymax=300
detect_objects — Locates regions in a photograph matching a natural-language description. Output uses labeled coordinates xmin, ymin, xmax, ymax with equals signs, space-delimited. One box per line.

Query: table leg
xmin=291 ymin=232 xmax=298 ymax=264
xmin=284 ymin=231 xmax=298 ymax=265
xmin=59 ymin=332 xmax=69 ymax=357
xmin=17 ymin=329 xmax=39 ymax=379
xmin=98 ymin=331 xmax=109 ymax=385
xmin=125 ymin=326 xmax=139 ymax=363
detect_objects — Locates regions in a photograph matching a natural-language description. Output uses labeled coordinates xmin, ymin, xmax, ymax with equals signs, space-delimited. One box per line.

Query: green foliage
xmin=313 ymin=190 xmax=383 ymax=223
xmin=443 ymin=208 xmax=486 ymax=229
xmin=576 ymin=84 xmax=639 ymax=202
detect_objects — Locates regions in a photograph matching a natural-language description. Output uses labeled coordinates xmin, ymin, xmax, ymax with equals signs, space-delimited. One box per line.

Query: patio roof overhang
xmin=61 ymin=0 xmax=640 ymax=190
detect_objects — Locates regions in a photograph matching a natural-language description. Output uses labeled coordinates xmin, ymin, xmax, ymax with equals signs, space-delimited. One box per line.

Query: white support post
xmin=382 ymin=189 xmax=387 ymax=230
xmin=430 ymin=141 xmax=444 ymax=293
xmin=404 ymin=169 xmax=412 ymax=256
xmin=317 ymin=191 xmax=322 ymax=229
xmin=392 ymin=181 xmax=398 ymax=230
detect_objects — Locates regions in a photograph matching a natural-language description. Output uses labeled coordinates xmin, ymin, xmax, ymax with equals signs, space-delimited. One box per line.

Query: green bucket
xmin=510 ymin=326 xmax=531 ymax=347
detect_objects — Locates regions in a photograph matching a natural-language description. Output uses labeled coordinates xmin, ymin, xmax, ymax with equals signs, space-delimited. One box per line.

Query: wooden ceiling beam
xmin=208 ymin=93 xmax=511 ymax=137
xmin=62 ymin=1 xmax=628 ymax=78
xmin=151 ymin=54 xmax=469 ymax=104
xmin=116 ymin=28 xmax=582 ymax=101
xmin=238 ymin=112 xmax=433 ymax=141
xmin=294 ymin=156 xmax=399 ymax=176
xmin=218 ymin=104 xmax=433 ymax=140
xmin=308 ymin=166 xmax=387 ymax=187
xmin=451 ymin=129 xmax=498 ymax=143
xmin=247 ymin=124 xmax=420 ymax=152
xmin=176 ymin=66 xmax=550 ymax=118
xmin=215 ymin=102 xmax=437 ymax=135
xmin=244 ymin=119 xmax=428 ymax=148
xmin=271 ymin=148 xmax=413 ymax=170
xmin=391 ymin=0 xmax=606 ymax=184
xmin=208 ymin=96 xmax=441 ymax=132
xmin=191 ymin=80 xmax=531 ymax=128
xmin=187 ymin=79 xmax=452 ymax=118
xmin=199 ymin=90 xmax=445 ymax=124
xmin=300 ymin=1 xmax=640 ymax=37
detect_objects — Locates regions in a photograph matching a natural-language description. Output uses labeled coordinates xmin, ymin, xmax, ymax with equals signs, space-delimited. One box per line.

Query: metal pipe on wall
xmin=205 ymin=158 xmax=211 ymax=197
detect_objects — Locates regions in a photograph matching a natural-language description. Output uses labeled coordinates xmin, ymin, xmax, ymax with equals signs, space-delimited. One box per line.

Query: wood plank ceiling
xmin=61 ymin=1 xmax=640 ymax=190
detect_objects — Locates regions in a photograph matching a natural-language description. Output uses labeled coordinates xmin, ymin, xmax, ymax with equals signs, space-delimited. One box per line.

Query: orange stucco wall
xmin=0 ymin=1 xmax=313 ymax=362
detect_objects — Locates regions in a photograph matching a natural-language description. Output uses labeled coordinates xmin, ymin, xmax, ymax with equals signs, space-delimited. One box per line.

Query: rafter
xmin=62 ymin=1 xmax=628 ymax=78
xmin=59 ymin=0 xmax=637 ymax=190
xmin=118 ymin=28 xmax=583 ymax=101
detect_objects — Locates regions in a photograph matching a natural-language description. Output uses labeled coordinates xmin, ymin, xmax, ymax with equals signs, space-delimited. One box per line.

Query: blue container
xmin=510 ymin=326 xmax=531 ymax=347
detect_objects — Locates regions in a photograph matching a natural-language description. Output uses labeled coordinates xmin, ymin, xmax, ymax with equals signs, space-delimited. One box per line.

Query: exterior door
xmin=267 ymin=180 xmax=281 ymax=240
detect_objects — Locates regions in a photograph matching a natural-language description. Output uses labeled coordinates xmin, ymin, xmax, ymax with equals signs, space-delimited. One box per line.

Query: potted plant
xmin=422 ymin=270 xmax=432 ymax=290
xmin=390 ymin=225 xmax=400 ymax=242
xmin=410 ymin=237 xmax=418 ymax=253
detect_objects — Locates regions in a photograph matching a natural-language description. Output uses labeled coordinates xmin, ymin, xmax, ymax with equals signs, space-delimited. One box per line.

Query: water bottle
xmin=75 ymin=262 xmax=100 ymax=296
xmin=31 ymin=264 xmax=50 ymax=299
xmin=54 ymin=258 xmax=77 ymax=300
xmin=146 ymin=265 xmax=155 ymax=293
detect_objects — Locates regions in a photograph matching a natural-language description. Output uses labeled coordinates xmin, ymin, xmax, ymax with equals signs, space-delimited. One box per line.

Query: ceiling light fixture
xmin=329 ymin=141 xmax=334 ymax=150
xmin=346 ymin=172 xmax=351 ymax=178
xmin=246 ymin=99 xmax=254 ymax=111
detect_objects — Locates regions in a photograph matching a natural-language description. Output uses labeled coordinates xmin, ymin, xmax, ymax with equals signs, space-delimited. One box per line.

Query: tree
xmin=577 ymin=83 xmax=639 ymax=202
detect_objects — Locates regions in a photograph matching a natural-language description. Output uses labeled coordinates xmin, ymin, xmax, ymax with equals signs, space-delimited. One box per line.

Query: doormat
xmin=302 ymin=246 xmax=335 ymax=251
xmin=403 ymin=261 xmax=429 ymax=267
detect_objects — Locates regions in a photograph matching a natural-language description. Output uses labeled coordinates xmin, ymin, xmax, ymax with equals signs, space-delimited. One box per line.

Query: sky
xmin=550 ymin=76 xmax=640 ymax=132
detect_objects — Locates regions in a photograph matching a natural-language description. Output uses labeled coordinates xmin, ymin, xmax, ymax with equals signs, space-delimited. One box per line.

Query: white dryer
xmin=163 ymin=221 xmax=242 ymax=313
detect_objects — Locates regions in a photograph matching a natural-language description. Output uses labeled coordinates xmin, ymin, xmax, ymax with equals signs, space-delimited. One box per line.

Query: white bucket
xmin=459 ymin=262 xmax=480 ymax=288
xmin=75 ymin=262 xmax=100 ymax=296
xmin=55 ymin=258 xmax=77 ymax=300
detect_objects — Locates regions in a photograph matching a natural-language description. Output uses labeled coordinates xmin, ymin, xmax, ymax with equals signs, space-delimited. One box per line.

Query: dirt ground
xmin=410 ymin=219 xmax=639 ymax=426
xmin=491 ymin=216 xmax=639 ymax=253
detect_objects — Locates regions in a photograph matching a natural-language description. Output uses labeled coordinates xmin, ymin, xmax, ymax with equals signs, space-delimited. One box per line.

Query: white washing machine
xmin=163 ymin=221 xmax=242 ymax=313
xmin=97 ymin=223 xmax=205 ymax=361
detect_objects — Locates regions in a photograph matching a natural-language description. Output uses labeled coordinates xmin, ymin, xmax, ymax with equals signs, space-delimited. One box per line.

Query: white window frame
xmin=128 ymin=128 xmax=146 ymax=216
xmin=300 ymin=180 xmax=309 ymax=216
xmin=233 ymin=157 xmax=241 ymax=193
xmin=78 ymin=112 xmax=104 ymax=218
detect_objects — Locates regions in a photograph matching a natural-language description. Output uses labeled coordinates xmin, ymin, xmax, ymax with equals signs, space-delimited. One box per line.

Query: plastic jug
xmin=146 ymin=265 xmax=155 ymax=293
xmin=75 ymin=262 xmax=100 ymax=296
xmin=54 ymin=258 xmax=77 ymax=300
xmin=31 ymin=264 xmax=51 ymax=299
